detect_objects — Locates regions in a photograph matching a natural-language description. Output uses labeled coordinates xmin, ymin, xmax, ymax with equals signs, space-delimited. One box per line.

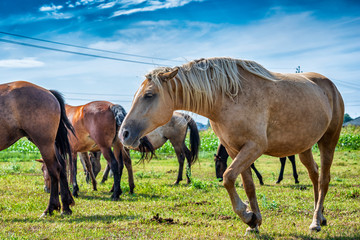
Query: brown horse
xmin=100 ymin=112 xmax=200 ymax=185
xmin=67 ymin=101 xmax=131 ymax=200
xmin=38 ymin=101 xmax=154 ymax=199
xmin=0 ymin=81 xmax=75 ymax=216
xmin=119 ymin=57 xmax=344 ymax=233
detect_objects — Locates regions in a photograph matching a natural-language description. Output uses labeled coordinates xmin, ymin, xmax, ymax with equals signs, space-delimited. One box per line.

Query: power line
xmin=63 ymin=91 xmax=133 ymax=97
xmin=0 ymin=38 xmax=168 ymax=66
xmin=66 ymin=97 xmax=133 ymax=102
xmin=0 ymin=31 xmax=183 ymax=63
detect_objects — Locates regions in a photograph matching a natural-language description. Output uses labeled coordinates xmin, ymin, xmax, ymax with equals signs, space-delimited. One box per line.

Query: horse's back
xmin=67 ymin=101 xmax=117 ymax=151
xmin=0 ymin=81 xmax=61 ymax=149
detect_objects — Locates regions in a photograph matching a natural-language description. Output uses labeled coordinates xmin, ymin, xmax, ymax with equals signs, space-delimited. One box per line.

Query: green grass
xmin=0 ymin=128 xmax=359 ymax=239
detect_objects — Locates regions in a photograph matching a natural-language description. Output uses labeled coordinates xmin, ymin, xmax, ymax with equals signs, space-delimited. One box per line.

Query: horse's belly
xmin=265 ymin=111 xmax=331 ymax=157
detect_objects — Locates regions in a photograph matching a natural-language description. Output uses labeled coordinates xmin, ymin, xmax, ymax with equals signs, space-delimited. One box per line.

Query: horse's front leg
xmin=101 ymin=147 xmax=123 ymax=200
xmin=223 ymin=141 xmax=264 ymax=233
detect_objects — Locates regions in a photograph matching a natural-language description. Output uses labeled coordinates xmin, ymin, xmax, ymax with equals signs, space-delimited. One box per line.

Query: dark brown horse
xmin=100 ymin=112 xmax=200 ymax=185
xmin=0 ymin=81 xmax=75 ymax=216
xmin=214 ymin=144 xmax=299 ymax=185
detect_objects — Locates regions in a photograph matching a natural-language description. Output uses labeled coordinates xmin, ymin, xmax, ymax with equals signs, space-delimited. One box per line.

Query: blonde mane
xmin=145 ymin=57 xmax=277 ymax=112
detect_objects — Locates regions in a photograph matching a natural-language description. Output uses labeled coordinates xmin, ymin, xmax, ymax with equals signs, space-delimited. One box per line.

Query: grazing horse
xmin=214 ymin=144 xmax=299 ymax=184
xmin=119 ymin=57 xmax=344 ymax=233
xmin=100 ymin=112 xmax=200 ymax=185
xmin=0 ymin=81 xmax=75 ymax=216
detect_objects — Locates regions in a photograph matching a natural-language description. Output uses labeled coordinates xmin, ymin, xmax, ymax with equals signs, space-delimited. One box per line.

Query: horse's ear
xmin=159 ymin=68 xmax=178 ymax=82
xmin=35 ymin=159 xmax=44 ymax=163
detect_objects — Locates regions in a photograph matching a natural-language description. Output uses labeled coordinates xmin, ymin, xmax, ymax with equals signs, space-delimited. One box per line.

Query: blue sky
xmin=0 ymin=0 xmax=359 ymax=123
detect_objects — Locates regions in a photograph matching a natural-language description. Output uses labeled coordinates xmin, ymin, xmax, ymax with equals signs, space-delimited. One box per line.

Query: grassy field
xmin=0 ymin=129 xmax=359 ymax=239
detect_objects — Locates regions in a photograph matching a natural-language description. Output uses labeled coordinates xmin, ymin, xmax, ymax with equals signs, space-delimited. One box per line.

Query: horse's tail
xmin=110 ymin=104 xmax=127 ymax=142
xmin=184 ymin=114 xmax=200 ymax=166
xmin=138 ymin=136 xmax=156 ymax=163
xmin=110 ymin=104 xmax=127 ymax=127
xmin=50 ymin=90 xmax=75 ymax=176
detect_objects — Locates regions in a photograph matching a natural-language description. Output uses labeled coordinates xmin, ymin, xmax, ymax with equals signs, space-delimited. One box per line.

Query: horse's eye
xmin=144 ymin=93 xmax=154 ymax=99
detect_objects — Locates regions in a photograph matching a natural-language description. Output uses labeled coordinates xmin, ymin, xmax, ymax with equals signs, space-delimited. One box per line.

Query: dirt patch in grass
xmin=151 ymin=214 xmax=176 ymax=224
xmin=218 ymin=215 xmax=232 ymax=220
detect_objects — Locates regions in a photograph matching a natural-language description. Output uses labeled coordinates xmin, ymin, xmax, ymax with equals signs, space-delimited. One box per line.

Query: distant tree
xmin=343 ymin=113 xmax=353 ymax=123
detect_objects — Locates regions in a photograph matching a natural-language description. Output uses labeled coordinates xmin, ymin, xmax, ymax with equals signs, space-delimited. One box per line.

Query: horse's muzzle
xmin=119 ymin=126 xmax=141 ymax=149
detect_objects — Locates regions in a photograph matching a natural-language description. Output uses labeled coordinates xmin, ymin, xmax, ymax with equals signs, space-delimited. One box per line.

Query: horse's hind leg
xmin=276 ymin=157 xmax=286 ymax=184
xmin=310 ymin=128 xmax=341 ymax=232
xmin=80 ymin=152 xmax=97 ymax=191
xmin=122 ymin=148 xmax=135 ymax=194
xmin=101 ymin=146 xmax=123 ymax=200
xmin=37 ymin=145 xmax=62 ymax=216
xmin=183 ymin=144 xmax=192 ymax=184
xmin=173 ymin=144 xmax=186 ymax=185
xmin=298 ymin=149 xmax=319 ymax=209
xmin=57 ymin=151 xmax=75 ymax=215
xmin=288 ymin=155 xmax=299 ymax=184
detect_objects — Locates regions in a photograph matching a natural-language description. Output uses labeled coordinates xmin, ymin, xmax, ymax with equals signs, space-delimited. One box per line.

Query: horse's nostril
xmin=123 ymin=130 xmax=129 ymax=140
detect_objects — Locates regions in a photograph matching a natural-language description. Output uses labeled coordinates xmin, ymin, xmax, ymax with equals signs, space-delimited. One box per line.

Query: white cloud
xmin=98 ymin=1 xmax=117 ymax=9
xmin=0 ymin=58 xmax=45 ymax=68
xmin=39 ymin=4 xmax=63 ymax=12
xmin=112 ymin=0 xmax=203 ymax=17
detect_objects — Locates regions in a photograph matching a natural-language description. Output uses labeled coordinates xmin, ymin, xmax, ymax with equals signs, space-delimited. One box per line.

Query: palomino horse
xmin=214 ymin=144 xmax=299 ymax=184
xmin=119 ymin=57 xmax=344 ymax=233
xmin=0 ymin=81 xmax=75 ymax=216
xmin=100 ymin=112 xmax=200 ymax=185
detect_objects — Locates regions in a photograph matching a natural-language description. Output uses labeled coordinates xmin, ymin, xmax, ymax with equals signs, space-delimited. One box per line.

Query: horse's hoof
xmin=39 ymin=213 xmax=47 ymax=218
xmin=245 ymin=226 xmax=259 ymax=236
xmin=309 ymin=224 xmax=321 ymax=232
xmin=246 ymin=212 xmax=258 ymax=229
xmin=320 ymin=218 xmax=327 ymax=226
xmin=61 ymin=210 xmax=72 ymax=216
xmin=260 ymin=181 xmax=264 ymax=186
